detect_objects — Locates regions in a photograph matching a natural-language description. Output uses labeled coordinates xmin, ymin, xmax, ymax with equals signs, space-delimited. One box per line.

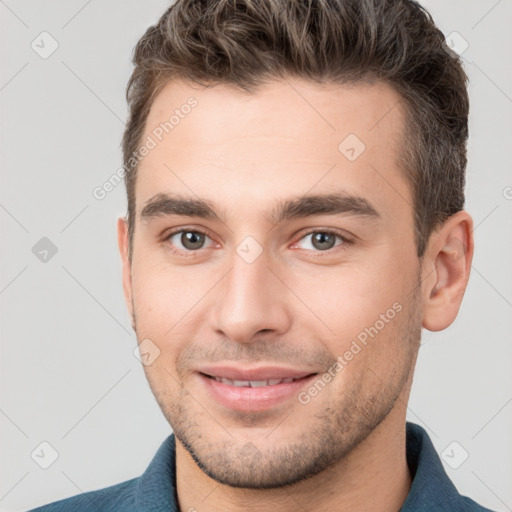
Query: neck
xmin=175 ymin=409 xmax=412 ymax=512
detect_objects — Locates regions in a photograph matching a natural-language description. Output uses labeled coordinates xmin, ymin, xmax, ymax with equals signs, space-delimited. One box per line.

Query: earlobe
xmin=422 ymin=211 xmax=474 ymax=332
xmin=117 ymin=217 xmax=134 ymax=329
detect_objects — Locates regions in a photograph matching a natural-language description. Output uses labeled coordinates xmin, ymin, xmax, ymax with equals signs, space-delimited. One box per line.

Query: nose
xmin=209 ymin=245 xmax=292 ymax=344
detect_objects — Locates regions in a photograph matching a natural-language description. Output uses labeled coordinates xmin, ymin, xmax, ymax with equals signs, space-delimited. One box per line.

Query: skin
xmin=117 ymin=77 xmax=473 ymax=512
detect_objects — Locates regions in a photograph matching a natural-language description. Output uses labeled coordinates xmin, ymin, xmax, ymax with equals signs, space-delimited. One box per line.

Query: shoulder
xmin=403 ymin=422 xmax=498 ymax=512
xmin=28 ymin=434 xmax=177 ymax=512
xmin=27 ymin=476 xmax=139 ymax=512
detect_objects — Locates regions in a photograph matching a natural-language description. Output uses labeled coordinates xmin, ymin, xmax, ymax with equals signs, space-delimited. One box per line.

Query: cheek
xmin=289 ymin=253 xmax=415 ymax=371
xmin=130 ymin=261 xmax=220 ymax=370
xmin=291 ymin=262 xmax=404 ymax=335
xmin=131 ymin=264 xmax=195 ymax=388
xmin=131 ymin=260 xmax=205 ymax=325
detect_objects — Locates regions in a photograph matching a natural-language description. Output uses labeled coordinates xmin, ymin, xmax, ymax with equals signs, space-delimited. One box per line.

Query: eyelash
xmin=163 ymin=227 xmax=353 ymax=257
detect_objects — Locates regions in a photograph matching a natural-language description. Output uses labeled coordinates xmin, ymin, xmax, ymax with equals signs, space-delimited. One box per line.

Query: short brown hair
xmin=122 ymin=0 xmax=469 ymax=261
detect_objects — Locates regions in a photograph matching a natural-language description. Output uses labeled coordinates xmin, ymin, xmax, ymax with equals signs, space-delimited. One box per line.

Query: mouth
xmin=196 ymin=368 xmax=319 ymax=412
xmin=200 ymin=373 xmax=316 ymax=387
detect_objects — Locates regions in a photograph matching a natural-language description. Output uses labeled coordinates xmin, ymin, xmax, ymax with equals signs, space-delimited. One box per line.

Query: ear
xmin=117 ymin=217 xmax=135 ymax=330
xmin=421 ymin=210 xmax=474 ymax=332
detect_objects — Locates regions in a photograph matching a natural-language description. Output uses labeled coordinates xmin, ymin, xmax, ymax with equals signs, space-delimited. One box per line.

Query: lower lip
xmin=198 ymin=373 xmax=318 ymax=412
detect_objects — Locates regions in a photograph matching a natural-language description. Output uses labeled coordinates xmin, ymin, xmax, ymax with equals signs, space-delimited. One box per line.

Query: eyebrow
xmin=140 ymin=192 xmax=381 ymax=224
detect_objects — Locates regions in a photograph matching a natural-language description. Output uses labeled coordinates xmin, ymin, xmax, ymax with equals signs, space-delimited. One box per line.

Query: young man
xmin=30 ymin=0 xmax=496 ymax=510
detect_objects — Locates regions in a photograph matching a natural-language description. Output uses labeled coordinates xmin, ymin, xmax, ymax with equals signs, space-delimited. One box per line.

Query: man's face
xmin=119 ymin=78 xmax=424 ymax=488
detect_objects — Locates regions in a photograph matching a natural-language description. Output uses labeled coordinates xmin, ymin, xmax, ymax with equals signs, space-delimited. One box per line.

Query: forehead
xmin=145 ymin=78 xmax=406 ymax=149
xmin=135 ymin=77 xmax=412 ymax=226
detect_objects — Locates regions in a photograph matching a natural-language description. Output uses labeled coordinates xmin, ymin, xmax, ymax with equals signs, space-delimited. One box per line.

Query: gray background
xmin=1 ymin=1 xmax=511 ymax=511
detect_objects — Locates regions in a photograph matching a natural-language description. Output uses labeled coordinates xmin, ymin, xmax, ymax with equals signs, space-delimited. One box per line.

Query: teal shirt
xmin=29 ymin=422 xmax=496 ymax=511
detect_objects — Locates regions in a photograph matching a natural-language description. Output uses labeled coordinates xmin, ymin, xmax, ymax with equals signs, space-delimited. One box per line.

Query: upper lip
xmin=197 ymin=365 xmax=318 ymax=381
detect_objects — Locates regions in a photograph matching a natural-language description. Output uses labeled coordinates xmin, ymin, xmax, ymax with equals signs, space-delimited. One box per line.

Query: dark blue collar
xmin=400 ymin=422 xmax=492 ymax=511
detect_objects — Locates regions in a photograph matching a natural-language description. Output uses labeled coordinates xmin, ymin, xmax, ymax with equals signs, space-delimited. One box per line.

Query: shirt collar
xmin=400 ymin=421 xmax=465 ymax=511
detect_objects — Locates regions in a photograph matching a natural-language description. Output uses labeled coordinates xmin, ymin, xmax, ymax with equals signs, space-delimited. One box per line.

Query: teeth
xmin=250 ymin=380 xmax=268 ymax=387
xmin=213 ymin=376 xmax=302 ymax=387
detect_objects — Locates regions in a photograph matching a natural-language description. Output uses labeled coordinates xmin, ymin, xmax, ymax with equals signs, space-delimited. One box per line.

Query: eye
xmin=163 ymin=227 xmax=351 ymax=256
xmin=165 ymin=229 xmax=215 ymax=252
xmin=293 ymin=229 xmax=349 ymax=252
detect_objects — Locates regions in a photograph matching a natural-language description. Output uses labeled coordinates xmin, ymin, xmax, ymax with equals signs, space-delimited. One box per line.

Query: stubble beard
xmin=133 ymin=282 xmax=423 ymax=489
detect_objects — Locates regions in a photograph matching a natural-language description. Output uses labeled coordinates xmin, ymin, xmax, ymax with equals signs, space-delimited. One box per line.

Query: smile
xmin=206 ymin=375 xmax=306 ymax=387
xmin=198 ymin=371 xmax=318 ymax=412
